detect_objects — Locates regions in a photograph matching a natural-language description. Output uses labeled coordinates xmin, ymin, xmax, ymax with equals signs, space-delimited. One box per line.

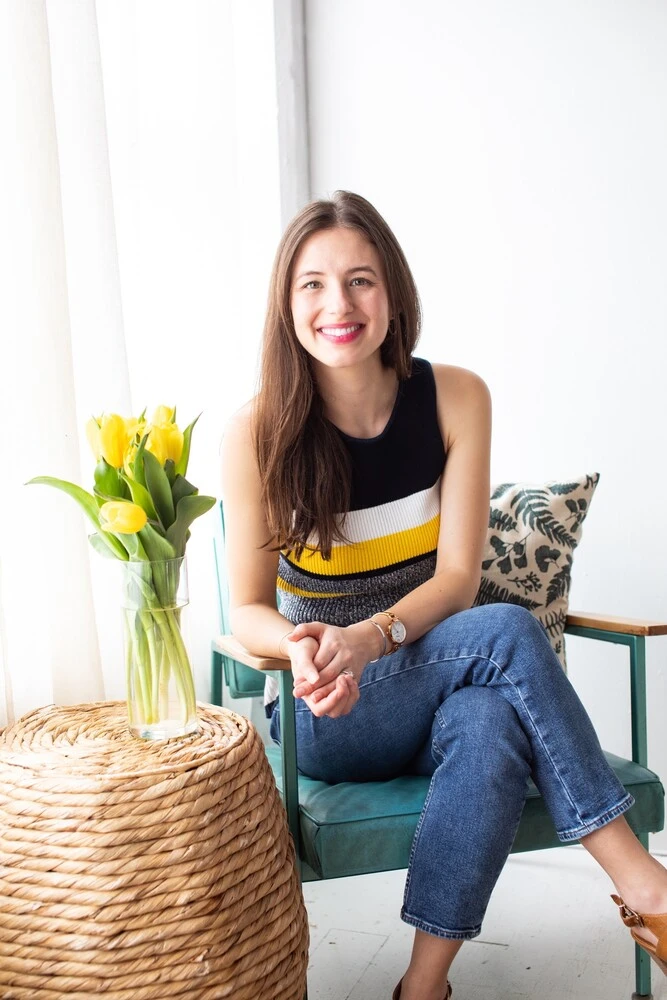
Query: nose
xmin=324 ymin=280 xmax=353 ymax=317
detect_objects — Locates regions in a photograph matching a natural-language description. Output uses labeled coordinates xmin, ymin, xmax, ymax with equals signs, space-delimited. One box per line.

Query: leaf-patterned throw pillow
xmin=472 ymin=474 xmax=600 ymax=669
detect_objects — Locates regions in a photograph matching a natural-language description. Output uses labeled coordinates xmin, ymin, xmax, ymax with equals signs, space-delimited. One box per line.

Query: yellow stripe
xmin=284 ymin=514 xmax=440 ymax=577
xmin=277 ymin=578 xmax=351 ymax=599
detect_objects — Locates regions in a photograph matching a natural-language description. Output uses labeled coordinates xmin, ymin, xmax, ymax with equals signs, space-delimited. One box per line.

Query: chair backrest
xmin=213 ymin=501 xmax=265 ymax=699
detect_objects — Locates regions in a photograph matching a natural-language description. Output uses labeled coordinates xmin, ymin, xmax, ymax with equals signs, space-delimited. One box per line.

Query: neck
xmin=314 ymin=355 xmax=399 ymax=439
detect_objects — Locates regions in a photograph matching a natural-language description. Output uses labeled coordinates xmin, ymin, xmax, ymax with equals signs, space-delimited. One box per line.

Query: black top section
xmin=334 ymin=357 xmax=446 ymax=511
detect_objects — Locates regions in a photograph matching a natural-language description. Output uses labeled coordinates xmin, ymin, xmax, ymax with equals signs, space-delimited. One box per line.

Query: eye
xmin=302 ymin=280 xmax=322 ymax=290
xmin=350 ymin=277 xmax=371 ymax=286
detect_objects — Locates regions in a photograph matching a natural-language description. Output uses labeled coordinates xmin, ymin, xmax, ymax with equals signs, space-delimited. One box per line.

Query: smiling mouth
xmin=317 ymin=323 xmax=364 ymax=342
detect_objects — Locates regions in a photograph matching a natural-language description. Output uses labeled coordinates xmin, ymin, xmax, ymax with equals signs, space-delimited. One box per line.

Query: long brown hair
xmin=253 ymin=191 xmax=421 ymax=558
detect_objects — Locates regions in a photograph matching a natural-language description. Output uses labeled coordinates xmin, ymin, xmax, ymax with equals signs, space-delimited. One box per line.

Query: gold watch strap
xmin=371 ymin=611 xmax=404 ymax=655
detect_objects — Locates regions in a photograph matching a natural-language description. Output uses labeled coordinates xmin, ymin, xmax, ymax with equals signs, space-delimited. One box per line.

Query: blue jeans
xmin=270 ymin=604 xmax=634 ymax=939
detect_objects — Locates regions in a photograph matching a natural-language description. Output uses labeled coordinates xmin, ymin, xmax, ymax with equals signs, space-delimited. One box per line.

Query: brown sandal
xmin=611 ymin=894 xmax=667 ymax=975
xmin=392 ymin=978 xmax=452 ymax=999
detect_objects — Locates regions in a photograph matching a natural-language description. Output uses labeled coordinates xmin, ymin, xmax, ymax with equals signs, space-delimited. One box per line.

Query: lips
xmin=317 ymin=323 xmax=365 ymax=344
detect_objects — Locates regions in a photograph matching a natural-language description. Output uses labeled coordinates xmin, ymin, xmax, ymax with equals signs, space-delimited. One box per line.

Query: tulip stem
xmin=125 ymin=590 xmax=196 ymax=735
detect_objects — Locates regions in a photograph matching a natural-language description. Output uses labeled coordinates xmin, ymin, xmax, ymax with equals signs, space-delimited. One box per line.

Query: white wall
xmin=305 ymin=0 xmax=667 ymax=848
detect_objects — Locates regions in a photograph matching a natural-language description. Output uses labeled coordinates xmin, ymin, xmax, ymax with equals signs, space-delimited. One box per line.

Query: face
xmin=289 ymin=227 xmax=391 ymax=373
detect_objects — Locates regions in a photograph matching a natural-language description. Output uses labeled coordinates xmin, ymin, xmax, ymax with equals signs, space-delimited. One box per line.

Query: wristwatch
xmin=372 ymin=611 xmax=407 ymax=654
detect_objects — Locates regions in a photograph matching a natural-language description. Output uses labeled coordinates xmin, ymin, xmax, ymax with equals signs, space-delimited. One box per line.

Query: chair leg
xmin=631 ymin=831 xmax=653 ymax=999
xmin=632 ymin=941 xmax=653 ymax=999
xmin=211 ymin=648 xmax=224 ymax=707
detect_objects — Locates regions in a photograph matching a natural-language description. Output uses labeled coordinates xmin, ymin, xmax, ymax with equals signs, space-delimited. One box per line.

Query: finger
xmin=308 ymin=665 xmax=357 ymax=699
xmin=312 ymin=640 xmax=341 ymax=671
xmin=324 ymin=677 xmax=360 ymax=718
xmin=292 ymin=659 xmax=321 ymax=689
xmin=308 ymin=679 xmax=338 ymax=703
xmin=308 ymin=660 xmax=341 ymax=687
xmin=290 ymin=621 xmax=324 ymax=640
xmin=293 ymin=674 xmax=319 ymax=698
xmin=308 ymin=674 xmax=357 ymax=717
xmin=306 ymin=682 xmax=349 ymax=717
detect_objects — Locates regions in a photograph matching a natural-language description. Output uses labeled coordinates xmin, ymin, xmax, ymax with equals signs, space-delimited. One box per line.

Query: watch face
xmin=390 ymin=620 xmax=406 ymax=644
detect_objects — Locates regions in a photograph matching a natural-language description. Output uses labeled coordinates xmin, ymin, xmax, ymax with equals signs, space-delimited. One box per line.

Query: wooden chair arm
xmin=213 ymin=634 xmax=290 ymax=672
xmin=566 ymin=611 xmax=667 ymax=637
xmin=214 ymin=613 xmax=667 ymax=675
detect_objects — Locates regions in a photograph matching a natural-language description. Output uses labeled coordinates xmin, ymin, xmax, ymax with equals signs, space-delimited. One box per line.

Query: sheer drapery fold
xmin=0 ymin=0 xmax=130 ymax=727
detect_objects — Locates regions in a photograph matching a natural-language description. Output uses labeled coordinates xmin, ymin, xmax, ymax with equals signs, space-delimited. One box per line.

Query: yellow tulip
xmin=99 ymin=414 xmax=132 ymax=469
xmin=100 ymin=501 xmax=148 ymax=534
xmin=86 ymin=416 xmax=102 ymax=460
xmin=125 ymin=417 xmax=146 ymax=441
xmin=151 ymin=405 xmax=175 ymax=425
xmin=146 ymin=421 xmax=184 ymax=467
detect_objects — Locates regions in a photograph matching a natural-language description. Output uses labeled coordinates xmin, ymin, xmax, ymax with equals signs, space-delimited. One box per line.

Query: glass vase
xmin=121 ymin=557 xmax=199 ymax=740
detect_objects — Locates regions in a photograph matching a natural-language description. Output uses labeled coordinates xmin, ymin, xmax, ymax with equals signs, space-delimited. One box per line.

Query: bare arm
xmin=383 ymin=364 xmax=491 ymax=633
xmin=220 ymin=403 xmax=292 ymax=656
xmin=221 ymin=404 xmax=349 ymax=700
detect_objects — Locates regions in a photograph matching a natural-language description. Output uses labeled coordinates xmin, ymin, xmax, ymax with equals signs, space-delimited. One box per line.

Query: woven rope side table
xmin=0 ymin=701 xmax=308 ymax=1000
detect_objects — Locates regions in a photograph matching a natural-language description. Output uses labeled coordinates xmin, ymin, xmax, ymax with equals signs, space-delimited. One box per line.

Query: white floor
xmin=302 ymin=846 xmax=667 ymax=1000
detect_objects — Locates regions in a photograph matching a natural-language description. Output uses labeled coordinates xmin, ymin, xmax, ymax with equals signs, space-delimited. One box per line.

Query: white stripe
xmin=332 ymin=480 xmax=441 ymax=546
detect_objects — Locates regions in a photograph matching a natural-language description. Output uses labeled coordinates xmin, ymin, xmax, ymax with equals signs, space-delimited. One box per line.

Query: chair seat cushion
xmin=265 ymin=746 xmax=664 ymax=881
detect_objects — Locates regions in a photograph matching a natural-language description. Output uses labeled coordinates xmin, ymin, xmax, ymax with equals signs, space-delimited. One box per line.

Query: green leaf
xmin=143 ymin=449 xmax=175 ymax=527
xmin=490 ymin=483 xmax=514 ymax=501
xmin=164 ymin=459 xmax=176 ymax=485
xmin=489 ymin=507 xmax=518 ymax=532
xmin=117 ymin=531 xmax=148 ymax=560
xmin=548 ymin=482 xmax=581 ymax=496
xmin=132 ymin=435 xmax=149 ymax=488
xmin=473 ymin=576 xmax=541 ymax=611
xmin=120 ymin=473 xmax=159 ymax=523
xmin=172 ymin=474 xmax=198 ymax=507
xmin=174 ymin=414 xmax=201 ymax=478
xmin=26 ymin=476 xmax=127 ymax=559
xmin=138 ymin=523 xmax=177 ymax=562
xmin=166 ymin=494 xmax=216 ymax=556
xmin=94 ymin=488 xmax=129 ymax=504
xmin=93 ymin=459 xmax=129 ymax=500
xmin=89 ymin=532 xmax=121 ymax=558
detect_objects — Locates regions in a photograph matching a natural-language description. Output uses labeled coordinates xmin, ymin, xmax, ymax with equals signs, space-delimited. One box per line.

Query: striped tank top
xmin=278 ymin=355 xmax=445 ymax=625
xmin=265 ymin=357 xmax=445 ymax=708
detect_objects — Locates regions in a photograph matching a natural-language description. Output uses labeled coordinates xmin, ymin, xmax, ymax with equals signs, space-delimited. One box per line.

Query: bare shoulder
xmin=220 ymin=399 xmax=259 ymax=489
xmin=431 ymin=363 xmax=490 ymax=402
xmin=430 ymin=364 xmax=491 ymax=448
xmin=223 ymin=399 xmax=254 ymax=444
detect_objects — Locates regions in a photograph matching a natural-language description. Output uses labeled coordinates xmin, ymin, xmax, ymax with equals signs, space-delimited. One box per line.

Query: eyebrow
xmin=295 ymin=266 xmax=378 ymax=281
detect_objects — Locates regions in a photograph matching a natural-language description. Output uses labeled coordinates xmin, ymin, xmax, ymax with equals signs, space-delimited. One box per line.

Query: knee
xmin=437 ymin=686 xmax=519 ymax=741
xmin=434 ymin=687 xmax=531 ymax=768
xmin=471 ymin=603 xmax=549 ymax=651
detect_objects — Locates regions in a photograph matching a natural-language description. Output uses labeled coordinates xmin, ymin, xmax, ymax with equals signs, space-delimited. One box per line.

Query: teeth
xmin=320 ymin=324 xmax=361 ymax=336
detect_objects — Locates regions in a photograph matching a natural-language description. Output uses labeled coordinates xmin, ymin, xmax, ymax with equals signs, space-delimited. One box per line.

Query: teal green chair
xmin=211 ymin=504 xmax=665 ymax=998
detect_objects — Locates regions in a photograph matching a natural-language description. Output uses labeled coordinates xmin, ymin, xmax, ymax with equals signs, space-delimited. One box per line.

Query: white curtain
xmin=0 ymin=0 xmax=121 ymax=727
xmin=0 ymin=0 xmax=291 ymax=730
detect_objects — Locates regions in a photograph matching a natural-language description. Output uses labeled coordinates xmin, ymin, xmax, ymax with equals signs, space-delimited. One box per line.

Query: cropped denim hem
xmin=556 ymin=792 xmax=635 ymax=842
xmin=400 ymin=908 xmax=482 ymax=941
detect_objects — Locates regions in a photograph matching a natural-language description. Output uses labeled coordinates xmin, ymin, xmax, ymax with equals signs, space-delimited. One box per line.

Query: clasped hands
xmin=283 ymin=620 xmax=383 ymax=718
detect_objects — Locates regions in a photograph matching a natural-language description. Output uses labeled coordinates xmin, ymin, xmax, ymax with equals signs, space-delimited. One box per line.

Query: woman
xmin=221 ymin=190 xmax=667 ymax=1000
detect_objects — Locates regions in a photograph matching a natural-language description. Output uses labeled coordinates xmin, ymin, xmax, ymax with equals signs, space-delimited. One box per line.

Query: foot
xmin=611 ymin=895 xmax=667 ymax=974
xmin=393 ymin=977 xmax=452 ymax=1000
